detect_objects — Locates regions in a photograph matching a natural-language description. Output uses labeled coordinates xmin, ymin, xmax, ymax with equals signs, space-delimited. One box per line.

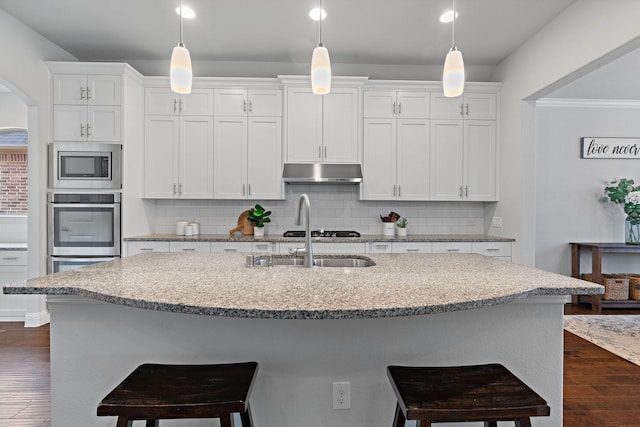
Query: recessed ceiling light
xmin=175 ymin=5 xmax=196 ymax=19
xmin=309 ymin=7 xmax=327 ymax=21
xmin=439 ymin=10 xmax=458 ymax=23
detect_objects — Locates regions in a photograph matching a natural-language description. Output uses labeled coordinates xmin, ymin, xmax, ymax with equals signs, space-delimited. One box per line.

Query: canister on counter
xmin=176 ymin=220 xmax=189 ymax=236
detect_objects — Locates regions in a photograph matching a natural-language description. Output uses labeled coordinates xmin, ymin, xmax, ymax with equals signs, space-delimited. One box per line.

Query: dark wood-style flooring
xmin=1 ymin=305 xmax=640 ymax=427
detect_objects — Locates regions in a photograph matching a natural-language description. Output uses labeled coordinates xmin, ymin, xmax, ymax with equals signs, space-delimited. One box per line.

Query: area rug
xmin=564 ymin=315 xmax=640 ymax=366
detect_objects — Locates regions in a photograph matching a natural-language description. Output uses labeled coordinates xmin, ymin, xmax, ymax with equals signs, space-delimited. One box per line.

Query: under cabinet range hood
xmin=282 ymin=163 xmax=363 ymax=184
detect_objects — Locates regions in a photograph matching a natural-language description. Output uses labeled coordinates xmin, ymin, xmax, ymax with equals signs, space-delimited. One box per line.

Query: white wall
xmin=0 ymin=92 xmax=28 ymax=128
xmin=492 ymin=0 xmax=640 ymax=266
xmin=0 ymin=9 xmax=76 ymax=325
xmin=535 ymin=101 xmax=640 ymax=277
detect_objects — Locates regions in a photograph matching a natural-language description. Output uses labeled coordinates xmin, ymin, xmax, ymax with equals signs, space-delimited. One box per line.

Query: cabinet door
xmin=463 ymin=121 xmax=496 ymax=201
xmin=145 ymin=116 xmax=179 ymax=198
xmin=53 ymin=74 xmax=87 ymax=105
xmin=214 ymin=89 xmax=247 ymax=116
xmin=248 ymin=117 xmax=283 ymax=200
xmin=214 ymin=117 xmax=247 ymax=199
xmin=248 ymin=90 xmax=282 ymax=117
xmin=362 ymin=119 xmax=396 ymax=200
xmin=286 ymin=87 xmax=323 ymax=162
xmin=430 ymin=120 xmax=463 ymax=200
xmin=363 ymin=91 xmax=395 ymax=118
xmin=396 ymin=119 xmax=429 ymax=201
xmin=181 ymin=89 xmax=214 ymax=115
xmin=180 ymin=117 xmax=214 ymax=198
xmin=53 ymin=105 xmax=87 ymax=141
xmin=87 ymin=75 xmax=121 ymax=106
xmin=322 ymin=88 xmax=359 ymax=163
xmin=145 ymin=88 xmax=179 ymax=115
xmin=397 ymin=91 xmax=430 ymax=119
xmin=430 ymin=93 xmax=463 ymax=119
xmin=464 ymin=93 xmax=496 ymax=120
xmin=87 ymin=106 xmax=121 ymax=142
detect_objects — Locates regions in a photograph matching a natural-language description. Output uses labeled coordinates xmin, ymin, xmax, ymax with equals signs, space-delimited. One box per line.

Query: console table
xmin=570 ymin=242 xmax=640 ymax=312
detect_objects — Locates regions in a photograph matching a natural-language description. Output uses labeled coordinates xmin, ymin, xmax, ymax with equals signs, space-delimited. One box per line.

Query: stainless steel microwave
xmin=49 ymin=142 xmax=122 ymax=189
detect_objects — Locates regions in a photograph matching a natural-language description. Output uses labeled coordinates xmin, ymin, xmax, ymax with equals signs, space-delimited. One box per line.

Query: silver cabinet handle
xmin=243 ymin=100 xmax=247 ymax=113
xmin=405 ymin=249 xmax=420 ymax=252
xmin=465 ymin=186 xmax=468 ymax=197
xmin=465 ymin=104 xmax=469 ymax=117
xmin=86 ymin=87 xmax=92 ymax=100
xmin=398 ymin=102 xmax=402 ymax=115
xmin=174 ymin=99 xmax=178 ymax=113
xmin=459 ymin=186 xmax=463 ymax=197
xmin=80 ymin=124 xmax=85 ymax=137
xmin=140 ymin=248 xmax=154 ymax=252
xmin=393 ymin=185 xmax=397 ymax=196
xmin=2 ymin=256 xmax=18 ymax=260
xmin=173 ymin=183 xmax=177 ymax=195
xmin=179 ymin=99 xmax=183 ymax=113
xmin=255 ymin=244 xmax=269 ymax=250
xmin=224 ymin=248 xmax=238 ymax=252
xmin=242 ymin=184 xmax=246 ymax=196
xmin=398 ymin=185 xmax=401 ymax=197
xmin=86 ymin=124 xmax=91 ymax=136
xmin=248 ymin=183 xmax=251 ymax=196
xmin=324 ymin=146 xmax=327 ymax=159
xmin=249 ymin=100 xmax=253 ymax=113
xmin=178 ymin=183 xmax=182 ymax=195
xmin=446 ymin=248 xmax=460 ymax=252
xmin=485 ymin=248 xmax=500 ymax=252
xmin=182 ymin=248 xmax=196 ymax=252
xmin=392 ymin=102 xmax=396 ymax=115
xmin=318 ymin=146 xmax=322 ymax=159
xmin=460 ymin=104 xmax=464 ymax=117
xmin=80 ymin=87 xmax=85 ymax=100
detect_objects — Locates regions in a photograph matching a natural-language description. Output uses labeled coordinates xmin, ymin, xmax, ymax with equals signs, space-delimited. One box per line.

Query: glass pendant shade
xmin=443 ymin=48 xmax=465 ymax=97
xmin=311 ymin=44 xmax=331 ymax=95
xmin=170 ymin=43 xmax=192 ymax=94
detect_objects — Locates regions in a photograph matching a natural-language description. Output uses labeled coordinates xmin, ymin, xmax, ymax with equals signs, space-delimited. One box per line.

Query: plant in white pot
xmin=247 ymin=204 xmax=271 ymax=238
xmin=396 ymin=217 xmax=408 ymax=237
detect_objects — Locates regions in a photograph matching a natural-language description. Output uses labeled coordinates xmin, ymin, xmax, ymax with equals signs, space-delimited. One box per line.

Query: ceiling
xmin=0 ymin=0 xmax=576 ymax=71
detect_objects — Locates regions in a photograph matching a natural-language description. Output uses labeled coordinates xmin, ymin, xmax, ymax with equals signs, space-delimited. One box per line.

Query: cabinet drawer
xmin=127 ymin=241 xmax=170 ymax=256
xmin=392 ymin=242 xmax=432 ymax=253
xmin=210 ymin=242 xmax=253 ymax=253
xmin=0 ymin=251 xmax=28 ymax=266
xmin=367 ymin=242 xmax=392 ymax=253
xmin=471 ymin=242 xmax=512 ymax=257
xmin=252 ymin=242 xmax=275 ymax=253
xmin=169 ymin=242 xmax=211 ymax=253
xmin=432 ymin=242 xmax=472 ymax=254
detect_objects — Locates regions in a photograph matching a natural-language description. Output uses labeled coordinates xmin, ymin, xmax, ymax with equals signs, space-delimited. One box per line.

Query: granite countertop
xmin=124 ymin=233 xmax=515 ymax=243
xmin=4 ymin=252 xmax=601 ymax=319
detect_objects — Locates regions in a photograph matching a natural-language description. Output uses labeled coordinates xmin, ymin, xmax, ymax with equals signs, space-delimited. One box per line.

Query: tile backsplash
xmin=149 ymin=185 xmax=485 ymax=236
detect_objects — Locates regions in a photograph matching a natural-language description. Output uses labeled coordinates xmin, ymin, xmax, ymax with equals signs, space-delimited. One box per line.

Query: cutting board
xmin=229 ymin=210 xmax=254 ymax=236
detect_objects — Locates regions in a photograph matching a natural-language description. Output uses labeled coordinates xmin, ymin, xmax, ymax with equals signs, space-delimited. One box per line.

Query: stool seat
xmin=98 ymin=362 xmax=258 ymax=427
xmin=387 ymin=363 xmax=550 ymax=427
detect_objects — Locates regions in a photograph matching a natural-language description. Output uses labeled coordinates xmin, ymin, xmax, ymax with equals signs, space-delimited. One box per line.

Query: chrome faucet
xmin=294 ymin=193 xmax=314 ymax=268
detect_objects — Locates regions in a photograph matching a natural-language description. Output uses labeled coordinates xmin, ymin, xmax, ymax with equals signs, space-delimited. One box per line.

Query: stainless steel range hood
xmin=282 ymin=163 xmax=363 ymax=184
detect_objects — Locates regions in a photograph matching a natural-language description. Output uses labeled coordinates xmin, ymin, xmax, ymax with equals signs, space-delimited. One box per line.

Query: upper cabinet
xmin=145 ymin=88 xmax=213 ymax=116
xmin=52 ymin=73 xmax=122 ymax=142
xmin=283 ymin=77 xmax=365 ymax=164
xmin=214 ymin=89 xmax=282 ymax=117
xmin=363 ymin=91 xmax=430 ymax=119
xmin=430 ymin=93 xmax=497 ymax=120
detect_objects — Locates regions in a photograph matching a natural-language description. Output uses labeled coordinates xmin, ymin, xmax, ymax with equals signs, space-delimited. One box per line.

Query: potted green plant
xmin=396 ymin=217 xmax=408 ymax=237
xmin=247 ymin=204 xmax=272 ymax=237
xmin=604 ymin=178 xmax=640 ymax=244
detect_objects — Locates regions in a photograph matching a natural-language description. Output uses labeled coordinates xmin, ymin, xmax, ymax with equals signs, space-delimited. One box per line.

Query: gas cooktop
xmin=283 ymin=230 xmax=361 ymax=238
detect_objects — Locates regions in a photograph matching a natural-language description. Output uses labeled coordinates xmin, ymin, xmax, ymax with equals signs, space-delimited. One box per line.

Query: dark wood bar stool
xmin=97 ymin=361 xmax=258 ymax=427
xmin=387 ymin=364 xmax=550 ymax=427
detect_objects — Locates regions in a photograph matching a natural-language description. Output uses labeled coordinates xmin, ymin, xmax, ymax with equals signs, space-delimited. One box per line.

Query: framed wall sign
xmin=581 ymin=137 xmax=640 ymax=159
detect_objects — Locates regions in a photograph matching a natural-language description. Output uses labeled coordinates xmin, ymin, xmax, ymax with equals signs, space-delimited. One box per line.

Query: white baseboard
xmin=0 ymin=308 xmax=27 ymax=322
xmin=24 ymin=309 xmax=50 ymax=327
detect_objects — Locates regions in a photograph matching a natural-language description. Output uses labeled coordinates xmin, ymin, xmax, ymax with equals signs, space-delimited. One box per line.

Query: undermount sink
xmin=250 ymin=255 xmax=375 ymax=268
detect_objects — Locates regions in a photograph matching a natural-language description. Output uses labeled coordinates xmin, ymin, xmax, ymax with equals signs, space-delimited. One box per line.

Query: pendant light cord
xmin=179 ymin=0 xmax=184 ymax=45
xmin=451 ymin=0 xmax=456 ymax=48
xmin=318 ymin=0 xmax=323 ymax=46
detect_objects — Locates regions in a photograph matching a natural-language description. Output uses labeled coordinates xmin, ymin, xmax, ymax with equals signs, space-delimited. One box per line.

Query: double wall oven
xmin=47 ymin=143 xmax=122 ymax=273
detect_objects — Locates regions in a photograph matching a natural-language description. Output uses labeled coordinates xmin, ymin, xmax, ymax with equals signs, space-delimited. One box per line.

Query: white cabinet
xmin=145 ymin=88 xmax=214 ymax=116
xmin=430 ymin=119 xmax=496 ymax=201
xmin=210 ymin=242 xmax=275 ymax=253
xmin=213 ymin=87 xmax=283 ymax=201
xmin=144 ymin=115 xmax=214 ymax=198
xmin=214 ymin=89 xmax=282 ymax=117
xmin=52 ymin=74 xmax=121 ymax=142
xmin=126 ymin=241 xmax=170 ymax=256
xmin=279 ymin=242 xmax=366 ymax=254
xmin=286 ymin=87 xmax=359 ymax=163
xmin=430 ymin=93 xmax=497 ymax=120
xmin=0 ymin=250 xmax=28 ymax=320
xmin=362 ymin=118 xmax=430 ymax=200
xmin=363 ymin=90 xmax=430 ymax=119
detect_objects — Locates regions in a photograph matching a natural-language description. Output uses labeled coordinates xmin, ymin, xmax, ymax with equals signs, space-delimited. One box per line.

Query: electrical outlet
xmin=491 ymin=216 xmax=503 ymax=228
xmin=332 ymin=381 xmax=350 ymax=410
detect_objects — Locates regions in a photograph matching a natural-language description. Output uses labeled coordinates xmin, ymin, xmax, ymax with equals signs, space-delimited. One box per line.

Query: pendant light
xmin=170 ymin=0 xmax=192 ymax=94
xmin=311 ymin=0 xmax=331 ymax=95
xmin=442 ymin=0 xmax=465 ymax=97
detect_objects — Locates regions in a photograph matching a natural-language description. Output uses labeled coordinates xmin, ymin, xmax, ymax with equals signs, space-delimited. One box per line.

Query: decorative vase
xmin=625 ymin=218 xmax=640 ymax=245
xmin=382 ymin=222 xmax=395 ymax=237
xmin=254 ymin=226 xmax=265 ymax=238
xmin=397 ymin=227 xmax=407 ymax=237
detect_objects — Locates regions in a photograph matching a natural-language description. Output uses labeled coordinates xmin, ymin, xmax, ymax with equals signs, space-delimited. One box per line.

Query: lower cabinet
xmin=0 ymin=250 xmax=28 ymax=320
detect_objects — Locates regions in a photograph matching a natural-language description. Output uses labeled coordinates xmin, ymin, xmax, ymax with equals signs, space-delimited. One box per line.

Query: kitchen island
xmin=4 ymin=252 xmax=601 ymax=427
